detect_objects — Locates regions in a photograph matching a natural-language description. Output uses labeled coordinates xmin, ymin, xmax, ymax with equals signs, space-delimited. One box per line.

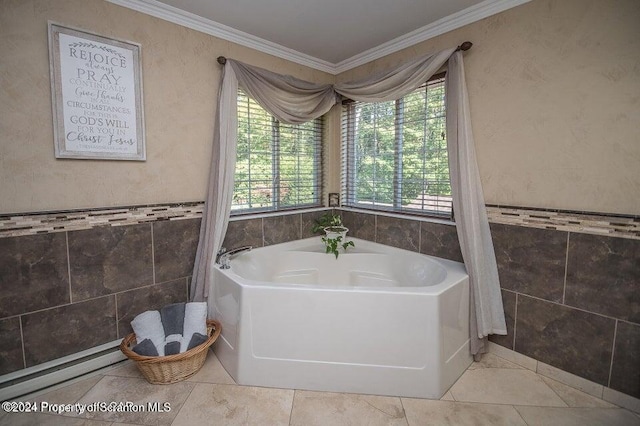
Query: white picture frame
xmin=48 ymin=22 xmax=146 ymax=161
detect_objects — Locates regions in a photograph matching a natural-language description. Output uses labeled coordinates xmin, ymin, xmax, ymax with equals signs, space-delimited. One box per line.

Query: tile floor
xmin=1 ymin=352 xmax=639 ymax=426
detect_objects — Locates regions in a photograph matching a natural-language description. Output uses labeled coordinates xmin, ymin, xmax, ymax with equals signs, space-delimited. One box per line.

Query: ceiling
xmin=108 ymin=0 xmax=530 ymax=74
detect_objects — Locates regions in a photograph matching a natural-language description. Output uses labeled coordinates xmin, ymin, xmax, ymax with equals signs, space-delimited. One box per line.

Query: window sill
xmin=229 ymin=206 xmax=330 ymax=222
xmin=336 ymin=206 xmax=455 ymax=226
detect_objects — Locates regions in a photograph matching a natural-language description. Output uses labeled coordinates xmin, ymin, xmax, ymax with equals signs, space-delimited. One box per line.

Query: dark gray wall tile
xmin=0 ymin=233 xmax=69 ymax=317
xmin=420 ymin=221 xmax=463 ymax=262
xmin=0 ymin=317 xmax=24 ymax=374
xmin=565 ymin=233 xmax=639 ymax=323
xmin=116 ymin=279 xmax=188 ymax=338
xmin=22 ymin=296 xmax=116 ymax=366
xmin=610 ymin=321 xmax=640 ymax=398
xmin=491 ymin=223 xmax=567 ymax=303
xmin=263 ymin=214 xmax=301 ymax=246
xmin=515 ymin=295 xmax=615 ymax=385
xmin=153 ymin=219 xmax=201 ymax=283
xmin=376 ymin=216 xmax=420 ymax=252
xmin=340 ymin=210 xmax=375 ymax=242
xmin=489 ymin=290 xmax=516 ymax=350
xmin=223 ymin=218 xmax=264 ymax=249
xmin=302 ymin=210 xmax=331 ymax=239
xmin=68 ymin=224 xmax=153 ymax=301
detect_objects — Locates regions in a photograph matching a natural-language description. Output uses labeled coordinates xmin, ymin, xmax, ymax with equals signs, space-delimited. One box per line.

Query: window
xmin=341 ymin=73 xmax=452 ymax=217
xmin=232 ymin=90 xmax=323 ymax=214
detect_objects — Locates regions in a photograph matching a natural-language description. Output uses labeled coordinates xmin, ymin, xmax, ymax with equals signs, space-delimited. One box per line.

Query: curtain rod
xmin=216 ymin=41 xmax=472 ymax=66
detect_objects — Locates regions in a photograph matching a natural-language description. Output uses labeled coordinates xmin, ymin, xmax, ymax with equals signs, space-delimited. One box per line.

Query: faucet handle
xmin=217 ymin=247 xmax=227 ymax=255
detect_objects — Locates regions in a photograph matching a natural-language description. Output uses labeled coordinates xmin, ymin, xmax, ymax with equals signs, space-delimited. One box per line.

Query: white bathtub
xmin=211 ymin=237 xmax=472 ymax=398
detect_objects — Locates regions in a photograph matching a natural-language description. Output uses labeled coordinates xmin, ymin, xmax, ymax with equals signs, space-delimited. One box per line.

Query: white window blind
xmin=341 ymin=74 xmax=452 ymax=218
xmin=232 ymin=90 xmax=323 ymax=214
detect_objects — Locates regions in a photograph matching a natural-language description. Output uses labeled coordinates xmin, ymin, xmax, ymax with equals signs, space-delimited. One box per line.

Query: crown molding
xmin=105 ymin=0 xmax=336 ymax=73
xmin=106 ymin=0 xmax=531 ymax=75
xmin=334 ymin=0 xmax=532 ymax=74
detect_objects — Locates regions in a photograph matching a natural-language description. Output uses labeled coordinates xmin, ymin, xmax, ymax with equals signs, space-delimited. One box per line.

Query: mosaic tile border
xmin=486 ymin=205 xmax=639 ymax=240
xmin=0 ymin=202 xmax=638 ymax=240
xmin=0 ymin=202 xmax=204 ymax=238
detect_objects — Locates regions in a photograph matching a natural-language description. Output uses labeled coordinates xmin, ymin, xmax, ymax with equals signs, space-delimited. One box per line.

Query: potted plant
xmin=312 ymin=212 xmax=355 ymax=258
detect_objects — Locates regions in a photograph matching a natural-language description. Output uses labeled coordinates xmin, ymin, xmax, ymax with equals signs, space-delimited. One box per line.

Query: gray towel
xmin=132 ymin=338 xmax=159 ymax=357
xmin=187 ymin=332 xmax=208 ymax=351
xmin=160 ymin=302 xmax=185 ymax=336
xmin=164 ymin=341 xmax=181 ymax=356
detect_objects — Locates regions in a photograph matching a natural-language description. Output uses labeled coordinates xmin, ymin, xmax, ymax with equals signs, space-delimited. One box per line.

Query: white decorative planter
xmin=324 ymin=226 xmax=349 ymax=241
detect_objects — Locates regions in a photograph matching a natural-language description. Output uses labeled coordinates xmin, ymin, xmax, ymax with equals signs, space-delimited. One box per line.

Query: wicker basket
xmin=119 ymin=319 xmax=221 ymax=384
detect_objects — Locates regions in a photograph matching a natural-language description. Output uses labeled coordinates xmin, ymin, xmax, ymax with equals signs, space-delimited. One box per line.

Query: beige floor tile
xmin=467 ymin=353 xmax=525 ymax=370
xmin=68 ymin=375 xmax=194 ymax=425
xmin=185 ymin=350 xmax=235 ymax=385
xmin=539 ymin=376 xmax=617 ymax=408
xmin=537 ymin=362 xmax=604 ymax=398
xmin=440 ymin=391 xmax=455 ymax=401
xmin=487 ymin=342 xmax=538 ymax=371
xmin=515 ymin=406 xmax=640 ymax=426
xmin=402 ymin=399 xmax=527 ymax=426
xmin=449 ymin=368 xmax=567 ymax=406
xmin=29 ymin=375 xmax=104 ymax=406
xmin=102 ymin=361 xmax=143 ymax=379
xmin=171 ymin=383 xmax=293 ymax=426
xmin=0 ymin=412 xmax=112 ymax=426
xmin=290 ymin=390 xmax=407 ymax=426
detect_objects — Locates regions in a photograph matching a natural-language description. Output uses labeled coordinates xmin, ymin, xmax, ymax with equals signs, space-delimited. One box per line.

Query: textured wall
xmin=336 ymin=0 xmax=640 ymax=215
xmin=0 ymin=0 xmax=334 ymax=214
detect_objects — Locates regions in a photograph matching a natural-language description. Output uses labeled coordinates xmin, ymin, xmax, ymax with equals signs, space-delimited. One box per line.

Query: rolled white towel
xmin=181 ymin=302 xmax=207 ymax=352
xmin=131 ymin=310 xmax=165 ymax=356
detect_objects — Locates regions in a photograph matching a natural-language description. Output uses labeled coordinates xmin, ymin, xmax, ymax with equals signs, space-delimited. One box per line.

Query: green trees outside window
xmin=342 ymin=74 xmax=452 ymax=217
xmin=232 ymin=91 xmax=322 ymax=213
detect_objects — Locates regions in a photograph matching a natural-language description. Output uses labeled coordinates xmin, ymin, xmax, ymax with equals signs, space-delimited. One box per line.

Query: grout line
xmin=512 ymin=292 xmax=630 ymax=324
xmin=562 ymin=232 xmax=570 ymax=304
xmin=540 ymin=374 xmax=571 ymax=408
xmin=172 ymin=380 xmax=199 ymax=423
xmin=150 ymin=223 xmax=156 ymax=284
xmin=261 ymin=218 xmax=265 ymax=247
xmin=114 ymin=294 xmax=119 ymax=340
xmin=374 ymin=214 xmax=378 ymax=242
xmin=512 ymin=293 xmax=518 ymax=351
xmin=608 ymin=320 xmax=618 ymax=388
xmin=512 ymin=405 xmax=530 ymax=425
xmin=398 ymin=397 xmax=409 ymax=424
xmin=418 ymin=221 xmax=422 ymax=253
xmin=289 ymin=389 xmax=297 ymax=426
xmin=19 ymin=316 xmax=26 ymax=369
xmin=65 ymin=232 xmax=73 ymax=304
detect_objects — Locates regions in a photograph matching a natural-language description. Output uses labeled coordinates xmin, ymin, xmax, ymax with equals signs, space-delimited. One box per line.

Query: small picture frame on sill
xmin=328 ymin=193 xmax=340 ymax=207
xmin=48 ymin=22 xmax=146 ymax=161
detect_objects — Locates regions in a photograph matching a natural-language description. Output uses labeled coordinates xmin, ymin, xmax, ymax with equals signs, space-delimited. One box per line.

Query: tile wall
xmin=0 ymin=208 xmax=202 ymax=375
xmin=338 ymin=207 xmax=639 ymax=400
xmin=1 ymin=203 xmax=638 ymax=403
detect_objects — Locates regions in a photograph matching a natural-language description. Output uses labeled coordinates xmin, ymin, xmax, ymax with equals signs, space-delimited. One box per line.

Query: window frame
xmin=231 ymin=90 xmax=323 ymax=216
xmin=341 ymin=72 xmax=453 ymax=220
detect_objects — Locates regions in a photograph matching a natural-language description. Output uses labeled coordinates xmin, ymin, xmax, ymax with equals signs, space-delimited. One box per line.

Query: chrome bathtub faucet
xmin=216 ymin=246 xmax=252 ymax=269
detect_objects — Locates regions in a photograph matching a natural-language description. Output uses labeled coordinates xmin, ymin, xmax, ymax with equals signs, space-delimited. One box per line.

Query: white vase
xmin=324 ymin=226 xmax=348 ymax=241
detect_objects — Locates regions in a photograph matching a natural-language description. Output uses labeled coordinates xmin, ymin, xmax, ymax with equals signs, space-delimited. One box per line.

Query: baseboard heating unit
xmin=0 ymin=340 xmax=125 ymax=402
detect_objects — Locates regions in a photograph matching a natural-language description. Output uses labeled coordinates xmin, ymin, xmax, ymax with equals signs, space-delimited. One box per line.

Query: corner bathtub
xmin=211 ymin=237 xmax=472 ymax=398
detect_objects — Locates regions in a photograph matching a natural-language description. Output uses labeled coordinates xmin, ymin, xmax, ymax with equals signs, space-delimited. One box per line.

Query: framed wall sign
xmin=48 ymin=23 xmax=146 ymax=161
